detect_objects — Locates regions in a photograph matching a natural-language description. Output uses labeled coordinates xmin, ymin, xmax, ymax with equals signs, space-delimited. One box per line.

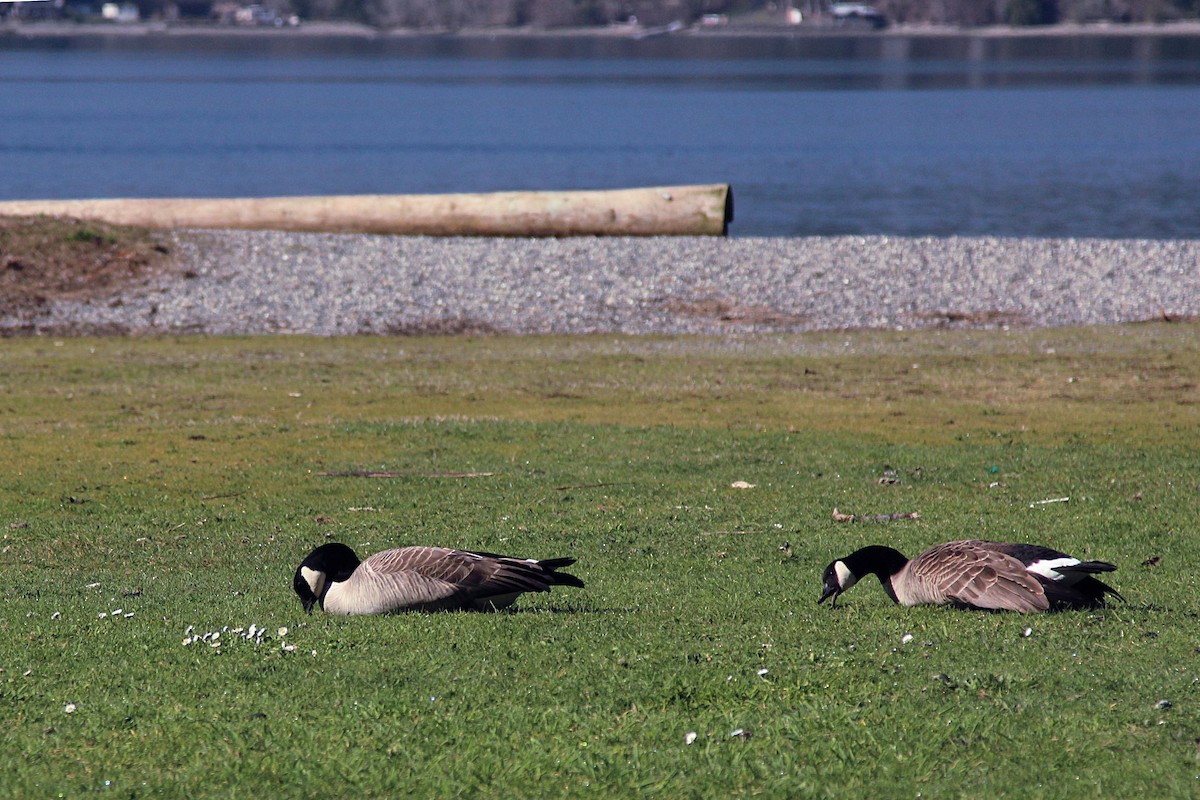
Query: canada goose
xmin=293 ymin=542 xmax=585 ymax=615
xmin=818 ymin=540 xmax=1123 ymax=612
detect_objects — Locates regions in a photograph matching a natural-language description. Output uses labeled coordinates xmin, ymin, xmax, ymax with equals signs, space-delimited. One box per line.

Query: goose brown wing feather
xmin=365 ymin=547 xmax=554 ymax=605
xmin=904 ymin=541 xmax=1048 ymax=612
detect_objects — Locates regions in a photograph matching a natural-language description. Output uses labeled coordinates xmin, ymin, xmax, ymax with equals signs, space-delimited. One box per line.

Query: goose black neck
xmin=845 ymin=546 xmax=910 ymax=580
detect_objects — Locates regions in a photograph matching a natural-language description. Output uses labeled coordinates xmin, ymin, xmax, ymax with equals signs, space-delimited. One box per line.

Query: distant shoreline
xmin=5 ymin=19 xmax=1200 ymax=43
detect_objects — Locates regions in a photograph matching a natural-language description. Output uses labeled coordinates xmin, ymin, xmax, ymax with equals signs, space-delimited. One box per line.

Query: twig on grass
xmin=832 ymin=508 xmax=921 ymax=523
xmin=318 ymin=470 xmax=495 ymax=479
xmin=1029 ymin=496 xmax=1069 ymax=507
xmin=555 ymin=482 xmax=628 ymax=491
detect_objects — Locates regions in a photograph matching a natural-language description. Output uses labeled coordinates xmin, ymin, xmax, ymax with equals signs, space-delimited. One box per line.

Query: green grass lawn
xmin=2 ymin=325 xmax=1198 ymax=798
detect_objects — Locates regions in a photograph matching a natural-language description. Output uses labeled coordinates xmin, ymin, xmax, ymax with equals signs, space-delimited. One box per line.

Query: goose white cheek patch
xmin=834 ymin=561 xmax=858 ymax=590
xmin=301 ymin=566 xmax=326 ymax=598
xmin=1026 ymin=557 xmax=1079 ymax=582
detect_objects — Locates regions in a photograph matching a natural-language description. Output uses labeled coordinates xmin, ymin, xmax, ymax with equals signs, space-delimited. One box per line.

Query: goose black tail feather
xmin=538 ymin=558 xmax=585 ymax=589
xmin=1044 ymin=575 xmax=1124 ymax=609
xmin=1054 ymin=560 xmax=1118 ymax=575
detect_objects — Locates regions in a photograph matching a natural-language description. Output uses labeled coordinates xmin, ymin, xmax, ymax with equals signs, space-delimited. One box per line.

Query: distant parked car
xmin=830 ymin=3 xmax=887 ymax=29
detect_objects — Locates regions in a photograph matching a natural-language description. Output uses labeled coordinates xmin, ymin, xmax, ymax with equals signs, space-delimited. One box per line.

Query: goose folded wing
xmin=913 ymin=541 xmax=1049 ymax=612
xmin=367 ymin=547 xmax=553 ymax=604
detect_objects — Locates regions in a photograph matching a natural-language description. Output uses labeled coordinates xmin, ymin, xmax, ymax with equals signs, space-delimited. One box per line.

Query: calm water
xmin=2 ymin=33 xmax=1200 ymax=237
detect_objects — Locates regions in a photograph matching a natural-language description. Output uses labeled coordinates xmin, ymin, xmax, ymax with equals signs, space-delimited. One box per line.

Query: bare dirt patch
xmin=655 ymin=295 xmax=810 ymax=327
xmin=381 ymin=317 xmax=502 ymax=336
xmin=0 ymin=215 xmax=177 ymax=319
xmin=907 ymin=309 xmax=1032 ymax=328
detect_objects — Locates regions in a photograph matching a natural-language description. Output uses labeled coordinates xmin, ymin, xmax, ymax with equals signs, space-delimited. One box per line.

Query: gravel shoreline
xmin=5 ymin=231 xmax=1198 ymax=336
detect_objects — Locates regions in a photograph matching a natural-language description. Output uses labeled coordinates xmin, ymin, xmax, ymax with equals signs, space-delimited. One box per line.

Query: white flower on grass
xmin=64 ymin=703 xmax=77 ymax=714
xmin=277 ymin=627 xmax=288 ymax=637
xmin=684 ymin=732 xmax=698 ymax=745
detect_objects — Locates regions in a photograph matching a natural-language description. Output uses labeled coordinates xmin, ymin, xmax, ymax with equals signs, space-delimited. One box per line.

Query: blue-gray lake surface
xmin=3 ymin=31 xmax=1199 ymax=237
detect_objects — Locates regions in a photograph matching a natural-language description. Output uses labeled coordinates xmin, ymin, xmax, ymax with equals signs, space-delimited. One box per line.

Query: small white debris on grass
xmin=685 ymin=732 xmax=698 ymax=745
xmin=97 ymin=613 xmax=107 ymax=619
xmin=1023 ymin=627 xmax=1033 ymax=638
xmin=730 ymin=481 xmax=756 ymax=489
xmin=64 ymin=703 xmax=77 ymax=714
xmin=184 ymin=623 xmax=279 ymax=650
xmin=281 ymin=643 xmax=296 ymax=652
xmin=51 ymin=612 xmax=61 ymax=620
xmin=757 ymin=668 xmax=769 ymax=677
xmin=901 ymin=634 xmax=914 ymax=644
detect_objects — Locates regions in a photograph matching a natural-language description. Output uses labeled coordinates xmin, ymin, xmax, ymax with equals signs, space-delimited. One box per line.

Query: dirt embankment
xmin=0 ymin=216 xmax=177 ymax=324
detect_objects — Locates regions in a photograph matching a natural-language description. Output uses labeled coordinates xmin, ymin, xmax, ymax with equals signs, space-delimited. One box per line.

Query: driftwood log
xmin=0 ymin=184 xmax=732 ymax=237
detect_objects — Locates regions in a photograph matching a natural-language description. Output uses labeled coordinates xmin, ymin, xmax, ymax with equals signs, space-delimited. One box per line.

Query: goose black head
xmin=817 ymin=559 xmax=859 ymax=608
xmin=293 ymin=543 xmax=362 ymax=614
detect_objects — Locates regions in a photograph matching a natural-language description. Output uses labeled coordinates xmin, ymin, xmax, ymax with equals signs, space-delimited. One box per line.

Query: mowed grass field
xmin=2 ymin=325 xmax=1199 ymax=798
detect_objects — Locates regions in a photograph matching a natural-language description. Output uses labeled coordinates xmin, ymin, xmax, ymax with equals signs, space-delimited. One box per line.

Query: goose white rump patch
xmin=1025 ymin=557 xmax=1080 ymax=582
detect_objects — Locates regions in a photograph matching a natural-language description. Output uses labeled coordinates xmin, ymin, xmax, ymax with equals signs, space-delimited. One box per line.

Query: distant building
xmin=829 ymin=3 xmax=887 ymax=29
xmin=100 ymin=1 xmax=139 ymax=21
